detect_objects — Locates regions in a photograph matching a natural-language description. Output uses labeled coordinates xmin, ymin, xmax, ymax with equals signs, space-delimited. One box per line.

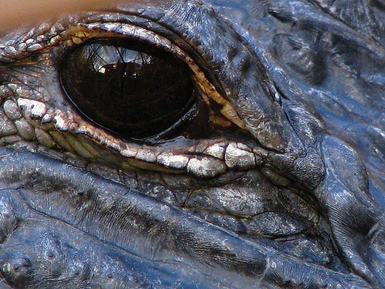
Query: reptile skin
xmin=0 ymin=0 xmax=385 ymax=288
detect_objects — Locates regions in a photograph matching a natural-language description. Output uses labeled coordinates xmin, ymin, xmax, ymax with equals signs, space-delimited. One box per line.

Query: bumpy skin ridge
xmin=0 ymin=0 xmax=385 ymax=288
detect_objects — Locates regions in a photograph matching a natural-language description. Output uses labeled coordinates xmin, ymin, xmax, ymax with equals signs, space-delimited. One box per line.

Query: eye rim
xmin=59 ymin=37 xmax=198 ymax=141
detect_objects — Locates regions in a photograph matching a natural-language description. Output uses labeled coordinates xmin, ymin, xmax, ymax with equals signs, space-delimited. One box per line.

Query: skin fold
xmin=0 ymin=0 xmax=385 ymax=288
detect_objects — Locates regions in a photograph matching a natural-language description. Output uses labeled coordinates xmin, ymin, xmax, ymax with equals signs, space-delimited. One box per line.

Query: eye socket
xmin=60 ymin=38 xmax=195 ymax=139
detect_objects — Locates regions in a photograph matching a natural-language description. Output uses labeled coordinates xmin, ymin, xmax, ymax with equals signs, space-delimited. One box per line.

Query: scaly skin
xmin=0 ymin=0 xmax=384 ymax=288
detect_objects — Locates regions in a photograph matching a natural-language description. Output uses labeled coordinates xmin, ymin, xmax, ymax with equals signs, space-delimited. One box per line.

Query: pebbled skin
xmin=0 ymin=0 xmax=385 ymax=288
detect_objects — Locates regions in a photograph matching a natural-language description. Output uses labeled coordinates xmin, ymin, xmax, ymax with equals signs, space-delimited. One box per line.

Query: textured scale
xmin=0 ymin=0 xmax=384 ymax=288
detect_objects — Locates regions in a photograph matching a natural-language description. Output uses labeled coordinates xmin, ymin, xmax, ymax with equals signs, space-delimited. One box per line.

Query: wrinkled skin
xmin=0 ymin=0 xmax=385 ymax=288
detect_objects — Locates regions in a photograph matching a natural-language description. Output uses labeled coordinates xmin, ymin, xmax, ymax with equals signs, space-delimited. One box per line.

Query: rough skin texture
xmin=0 ymin=0 xmax=385 ymax=288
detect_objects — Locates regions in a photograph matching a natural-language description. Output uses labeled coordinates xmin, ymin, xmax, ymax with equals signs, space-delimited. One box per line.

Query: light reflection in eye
xmin=83 ymin=43 xmax=154 ymax=77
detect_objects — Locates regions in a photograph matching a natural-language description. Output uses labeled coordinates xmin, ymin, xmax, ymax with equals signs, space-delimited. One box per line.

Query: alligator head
xmin=0 ymin=0 xmax=385 ymax=288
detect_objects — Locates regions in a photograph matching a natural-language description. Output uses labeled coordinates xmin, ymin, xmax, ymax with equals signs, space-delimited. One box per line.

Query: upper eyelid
xmin=0 ymin=8 xmax=172 ymax=62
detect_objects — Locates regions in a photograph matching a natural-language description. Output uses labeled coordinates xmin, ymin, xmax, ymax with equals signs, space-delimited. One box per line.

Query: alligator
xmin=0 ymin=0 xmax=385 ymax=288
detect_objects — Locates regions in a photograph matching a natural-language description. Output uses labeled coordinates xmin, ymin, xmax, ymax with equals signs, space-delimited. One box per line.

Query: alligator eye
xmin=60 ymin=39 xmax=195 ymax=139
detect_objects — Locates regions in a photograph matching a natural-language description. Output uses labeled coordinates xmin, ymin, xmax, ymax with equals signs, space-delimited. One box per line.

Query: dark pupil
xmin=60 ymin=39 xmax=194 ymax=139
